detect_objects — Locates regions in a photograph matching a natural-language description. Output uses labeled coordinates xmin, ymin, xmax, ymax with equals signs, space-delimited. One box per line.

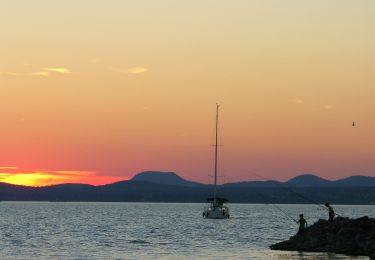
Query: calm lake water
xmin=0 ymin=202 xmax=373 ymax=259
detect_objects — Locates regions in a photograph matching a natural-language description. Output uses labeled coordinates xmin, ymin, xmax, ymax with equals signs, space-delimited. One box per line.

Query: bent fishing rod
xmin=250 ymin=172 xmax=343 ymax=217
xmin=254 ymin=190 xmax=298 ymax=223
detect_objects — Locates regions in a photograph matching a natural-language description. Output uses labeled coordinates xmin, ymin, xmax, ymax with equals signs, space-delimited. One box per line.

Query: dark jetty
xmin=270 ymin=216 xmax=375 ymax=259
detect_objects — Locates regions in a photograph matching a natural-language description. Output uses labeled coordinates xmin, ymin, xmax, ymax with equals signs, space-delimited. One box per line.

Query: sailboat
xmin=202 ymin=104 xmax=230 ymax=219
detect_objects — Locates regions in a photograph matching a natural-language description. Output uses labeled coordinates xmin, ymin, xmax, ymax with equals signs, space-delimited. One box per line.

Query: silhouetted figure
xmin=297 ymin=214 xmax=307 ymax=235
xmin=352 ymin=121 xmax=355 ymax=127
xmin=325 ymin=202 xmax=335 ymax=222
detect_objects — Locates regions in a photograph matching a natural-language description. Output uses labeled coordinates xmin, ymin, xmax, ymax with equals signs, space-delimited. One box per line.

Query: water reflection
xmin=0 ymin=202 xmax=372 ymax=259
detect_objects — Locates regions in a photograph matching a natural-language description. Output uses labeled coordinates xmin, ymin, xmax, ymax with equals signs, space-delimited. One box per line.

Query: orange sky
xmin=0 ymin=1 xmax=374 ymax=186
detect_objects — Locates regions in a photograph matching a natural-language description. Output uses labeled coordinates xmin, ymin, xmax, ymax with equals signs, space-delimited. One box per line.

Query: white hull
xmin=203 ymin=206 xmax=230 ymax=219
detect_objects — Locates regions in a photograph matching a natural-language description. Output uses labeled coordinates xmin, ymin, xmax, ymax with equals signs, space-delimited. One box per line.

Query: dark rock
xmin=270 ymin=216 xmax=375 ymax=258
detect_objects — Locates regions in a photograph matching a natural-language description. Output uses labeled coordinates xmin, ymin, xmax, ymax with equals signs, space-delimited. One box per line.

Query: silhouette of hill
xmin=0 ymin=172 xmax=374 ymax=204
xmin=333 ymin=175 xmax=375 ymax=187
xmin=284 ymin=174 xmax=332 ymax=187
xmin=224 ymin=174 xmax=375 ymax=188
xmin=131 ymin=171 xmax=203 ymax=187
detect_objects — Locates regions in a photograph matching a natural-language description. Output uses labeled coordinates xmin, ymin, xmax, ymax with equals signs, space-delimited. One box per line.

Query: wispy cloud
xmin=0 ymin=71 xmax=19 ymax=76
xmin=127 ymin=67 xmax=148 ymax=74
xmin=1 ymin=67 xmax=72 ymax=77
xmin=112 ymin=66 xmax=148 ymax=74
xmin=31 ymin=71 xmax=49 ymax=77
xmin=0 ymin=166 xmax=17 ymax=170
xmin=289 ymin=99 xmax=334 ymax=110
xmin=45 ymin=67 xmax=72 ymax=74
xmin=31 ymin=68 xmax=71 ymax=76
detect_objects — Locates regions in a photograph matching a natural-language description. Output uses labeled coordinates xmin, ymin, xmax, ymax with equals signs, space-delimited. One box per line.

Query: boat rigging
xmin=202 ymin=104 xmax=230 ymax=219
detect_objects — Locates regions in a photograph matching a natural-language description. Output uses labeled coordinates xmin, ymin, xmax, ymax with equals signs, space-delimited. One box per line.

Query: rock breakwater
xmin=270 ymin=216 xmax=375 ymax=259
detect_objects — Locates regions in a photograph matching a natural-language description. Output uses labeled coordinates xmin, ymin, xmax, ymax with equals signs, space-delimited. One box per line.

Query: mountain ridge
xmin=0 ymin=172 xmax=374 ymax=204
xmin=223 ymin=174 xmax=375 ymax=188
xmin=1 ymin=172 xmax=374 ymax=189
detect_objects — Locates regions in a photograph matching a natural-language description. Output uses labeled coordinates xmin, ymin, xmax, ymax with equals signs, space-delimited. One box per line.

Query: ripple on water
xmin=0 ymin=202 xmax=372 ymax=259
xmin=128 ymin=239 xmax=151 ymax=245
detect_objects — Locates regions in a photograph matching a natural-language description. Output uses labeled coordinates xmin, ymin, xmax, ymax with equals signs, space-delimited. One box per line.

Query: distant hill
xmin=284 ymin=174 xmax=375 ymax=187
xmin=224 ymin=174 xmax=375 ymax=188
xmin=0 ymin=172 xmax=374 ymax=204
xmin=131 ymin=171 xmax=203 ymax=187
xmin=284 ymin=174 xmax=332 ymax=187
xmin=334 ymin=176 xmax=375 ymax=187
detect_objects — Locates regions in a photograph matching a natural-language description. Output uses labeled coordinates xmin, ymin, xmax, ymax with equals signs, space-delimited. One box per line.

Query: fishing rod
xmin=254 ymin=190 xmax=297 ymax=223
xmin=251 ymin=172 xmax=343 ymax=217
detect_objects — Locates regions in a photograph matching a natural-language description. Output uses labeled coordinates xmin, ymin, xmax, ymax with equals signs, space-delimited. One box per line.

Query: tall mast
xmin=214 ymin=103 xmax=219 ymax=203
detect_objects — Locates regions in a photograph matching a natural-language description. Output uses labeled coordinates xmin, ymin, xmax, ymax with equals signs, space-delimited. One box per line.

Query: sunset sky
xmin=0 ymin=0 xmax=374 ymax=186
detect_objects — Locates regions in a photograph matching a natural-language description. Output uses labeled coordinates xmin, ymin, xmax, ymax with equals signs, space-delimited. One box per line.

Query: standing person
xmin=297 ymin=214 xmax=307 ymax=235
xmin=325 ymin=202 xmax=335 ymax=222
